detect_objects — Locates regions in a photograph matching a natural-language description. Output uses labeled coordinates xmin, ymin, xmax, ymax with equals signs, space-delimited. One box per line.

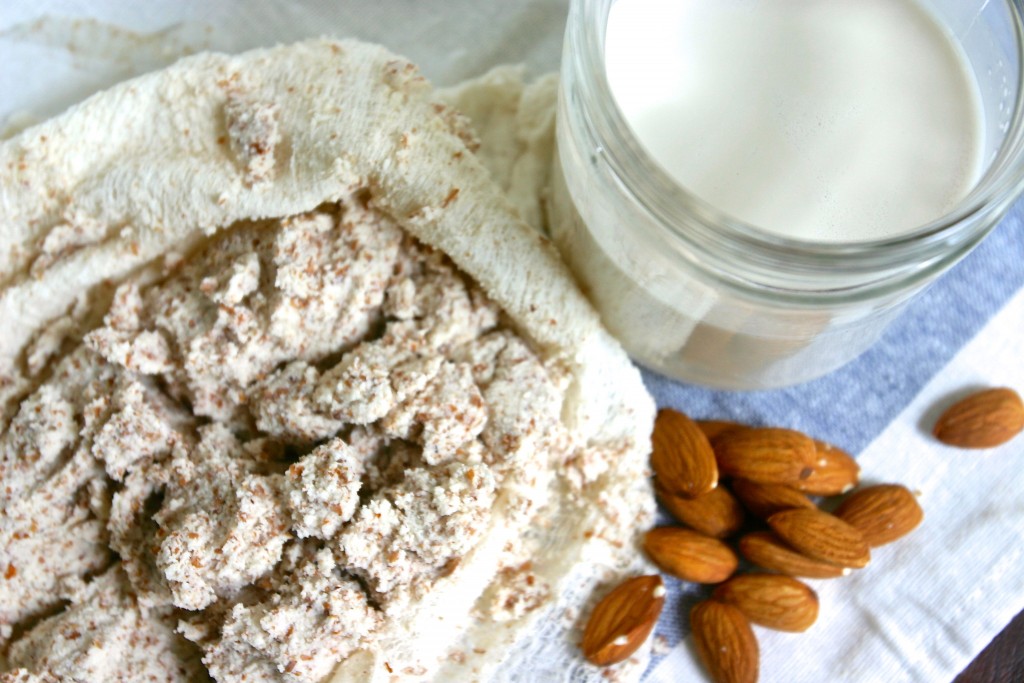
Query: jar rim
xmin=567 ymin=0 xmax=1024 ymax=283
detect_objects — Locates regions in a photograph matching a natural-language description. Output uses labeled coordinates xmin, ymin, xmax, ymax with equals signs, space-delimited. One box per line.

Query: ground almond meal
xmin=0 ymin=195 xmax=575 ymax=682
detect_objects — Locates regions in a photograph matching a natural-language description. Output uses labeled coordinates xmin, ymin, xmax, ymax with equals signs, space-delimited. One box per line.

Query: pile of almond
xmin=581 ymin=410 xmax=925 ymax=682
xmin=579 ymin=386 xmax=1022 ymax=680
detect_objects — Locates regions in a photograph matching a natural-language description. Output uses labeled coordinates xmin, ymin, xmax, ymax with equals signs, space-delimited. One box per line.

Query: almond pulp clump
xmin=0 ymin=196 xmax=573 ymax=682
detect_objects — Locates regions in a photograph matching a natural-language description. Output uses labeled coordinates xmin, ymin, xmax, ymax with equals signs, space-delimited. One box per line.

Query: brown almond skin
xmin=834 ymin=484 xmax=924 ymax=547
xmin=933 ymin=387 xmax=1024 ymax=448
xmin=713 ymin=427 xmax=817 ymax=484
xmin=643 ymin=527 xmax=739 ymax=583
xmin=713 ymin=573 xmax=819 ymax=632
xmin=738 ymin=531 xmax=849 ymax=579
xmin=697 ymin=419 xmax=744 ymax=441
xmin=731 ymin=479 xmax=816 ymax=519
xmin=691 ymin=600 xmax=760 ymax=683
xmin=657 ymin=483 xmax=746 ymax=538
xmin=652 ymin=409 xmax=719 ymax=498
xmin=581 ymin=575 xmax=665 ymax=666
xmin=767 ymin=508 xmax=871 ymax=569
xmin=793 ymin=440 xmax=861 ymax=496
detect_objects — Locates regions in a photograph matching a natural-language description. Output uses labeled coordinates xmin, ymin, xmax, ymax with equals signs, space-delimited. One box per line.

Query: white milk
xmin=605 ymin=0 xmax=985 ymax=242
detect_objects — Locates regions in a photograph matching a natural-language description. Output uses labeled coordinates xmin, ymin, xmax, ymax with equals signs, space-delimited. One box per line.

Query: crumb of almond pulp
xmin=651 ymin=634 xmax=671 ymax=657
xmin=488 ymin=562 xmax=553 ymax=623
xmin=284 ymin=437 xmax=363 ymax=539
xmin=0 ymin=191 xmax=583 ymax=682
xmin=224 ymin=91 xmax=281 ymax=185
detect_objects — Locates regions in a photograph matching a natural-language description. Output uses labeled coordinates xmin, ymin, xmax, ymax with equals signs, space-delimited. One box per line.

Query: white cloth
xmin=3 ymin=2 xmax=1023 ymax=682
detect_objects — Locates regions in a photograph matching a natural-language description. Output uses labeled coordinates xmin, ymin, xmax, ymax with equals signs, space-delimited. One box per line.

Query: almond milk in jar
xmin=552 ymin=0 xmax=1024 ymax=389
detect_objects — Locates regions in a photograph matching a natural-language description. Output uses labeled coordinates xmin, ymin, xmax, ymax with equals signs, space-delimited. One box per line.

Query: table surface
xmin=957 ymin=611 xmax=1024 ymax=683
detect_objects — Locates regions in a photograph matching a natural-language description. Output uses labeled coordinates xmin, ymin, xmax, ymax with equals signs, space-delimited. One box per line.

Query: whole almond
xmin=834 ymin=484 xmax=924 ymax=547
xmin=643 ymin=527 xmax=738 ymax=583
xmin=713 ymin=573 xmax=819 ymax=632
xmin=697 ymin=419 xmax=744 ymax=441
xmin=730 ymin=479 xmax=815 ymax=519
xmin=738 ymin=531 xmax=849 ymax=579
xmin=581 ymin=575 xmax=665 ymax=666
xmin=691 ymin=600 xmax=759 ymax=683
xmin=657 ymin=483 xmax=746 ymax=538
xmin=713 ymin=427 xmax=816 ymax=484
xmin=793 ymin=440 xmax=861 ymax=496
xmin=932 ymin=387 xmax=1024 ymax=448
xmin=767 ymin=508 xmax=871 ymax=569
xmin=652 ymin=409 xmax=719 ymax=498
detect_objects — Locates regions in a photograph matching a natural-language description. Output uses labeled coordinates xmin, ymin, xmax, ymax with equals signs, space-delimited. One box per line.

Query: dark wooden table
xmin=955 ymin=610 xmax=1024 ymax=682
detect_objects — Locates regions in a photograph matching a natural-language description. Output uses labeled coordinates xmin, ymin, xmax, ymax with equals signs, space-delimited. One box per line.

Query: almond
xmin=713 ymin=573 xmax=819 ymax=632
xmin=932 ymin=387 xmax=1024 ymax=448
xmin=713 ymin=427 xmax=816 ymax=484
xmin=657 ymin=483 xmax=746 ymax=538
xmin=767 ymin=508 xmax=871 ymax=569
xmin=690 ymin=600 xmax=759 ymax=683
xmin=581 ymin=575 xmax=665 ymax=666
xmin=793 ymin=440 xmax=860 ymax=496
xmin=651 ymin=409 xmax=719 ymax=498
xmin=697 ymin=419 xmax=744 ymax=441
xmin=643 ymin=527 xmax=738 ymax=583
xmin=834 ymin=484 xmax=924 ymax=547
xmin=738 ymin=531 xmax=849 ymax=579
xmin=730 ymin=479 xmax=815 ymax=519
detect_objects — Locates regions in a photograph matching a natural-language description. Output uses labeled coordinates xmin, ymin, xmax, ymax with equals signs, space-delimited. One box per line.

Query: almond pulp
xmin=730 ymin=479 xmax=816 ymax=519
xmin=712 ymin=427 xmax=817 ymax=485
xmin=581 ymin=575 xmax=666 ymax=666
xmin=932 ymin=387 xmax=1024 ymax=448
xmin=713 ymin=573 xmax=819 ymax=632
xmin=738 ymin=531 xmax=849 ymax=579
xmin=690 ymin=600 xmax=759 ymax=683
xmin=834 ymin=484 xmax=924 ymax=547
xmin=793 ymin=440 xmax=861 ymax=496
xmin=652 ymin=408 xmax=719 ymax=498
xmin=657 ymin=483 xmax=746 ymax=539
xmin=767 ymin=508 xmax=871 ymax=569
xmin=642 ymin=527 xmax=738 ymax=584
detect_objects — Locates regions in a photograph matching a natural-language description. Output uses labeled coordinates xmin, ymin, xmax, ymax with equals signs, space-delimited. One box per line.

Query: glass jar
xmin=551 ymin=0 xmax=1024 ymax=390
